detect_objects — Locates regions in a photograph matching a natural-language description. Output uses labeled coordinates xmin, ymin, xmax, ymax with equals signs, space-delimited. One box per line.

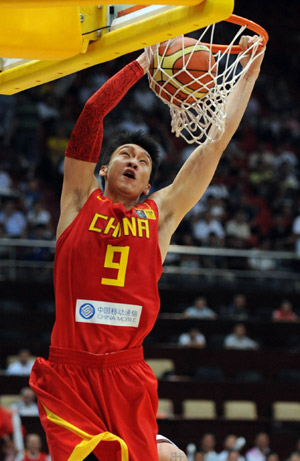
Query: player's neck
xmin=103 ymin=189 xmax=141 ymax=210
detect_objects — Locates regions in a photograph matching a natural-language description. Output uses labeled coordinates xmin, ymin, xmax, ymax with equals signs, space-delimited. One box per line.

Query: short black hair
xmin=98 ymin=130 xmax=160 ymax=188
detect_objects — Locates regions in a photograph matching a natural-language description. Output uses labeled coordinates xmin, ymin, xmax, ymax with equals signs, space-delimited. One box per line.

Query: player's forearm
xmin=65 ymin=59 xmax=145 ymax=163
xmin=219 ymin=72 xmax=259 ymax=149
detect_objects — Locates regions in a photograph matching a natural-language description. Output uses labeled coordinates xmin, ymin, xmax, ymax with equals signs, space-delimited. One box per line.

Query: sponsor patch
xmin=135 ymin=209 xmax=147 ymax=219
xmin=135 ymin=208 xmax=156 ymax=219
xmin=76 ymin=299 xmax=142 ymax=327
xmin=144 ymin=209 xmax=156 ymax=220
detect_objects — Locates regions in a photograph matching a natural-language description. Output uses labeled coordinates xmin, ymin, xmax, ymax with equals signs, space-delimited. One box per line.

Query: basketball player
xmin=30 ymin=35 xmax=265 ymax=460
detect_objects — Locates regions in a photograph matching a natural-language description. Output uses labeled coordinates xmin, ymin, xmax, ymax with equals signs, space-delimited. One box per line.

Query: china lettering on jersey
xmin=89 ymin=213 xmax=150 ymax=239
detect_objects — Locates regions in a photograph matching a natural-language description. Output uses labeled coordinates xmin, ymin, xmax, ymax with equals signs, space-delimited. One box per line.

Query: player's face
xmin=100 ymin=144 xmax=152 ymax=200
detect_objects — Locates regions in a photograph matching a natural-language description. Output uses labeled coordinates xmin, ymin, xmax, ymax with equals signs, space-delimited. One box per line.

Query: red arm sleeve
xmin=65 ymin=60 xmax=144 ymax=163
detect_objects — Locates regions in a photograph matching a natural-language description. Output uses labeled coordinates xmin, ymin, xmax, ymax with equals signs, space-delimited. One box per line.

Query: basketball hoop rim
xmin=208 ymin=14 xmax=269 ymax=54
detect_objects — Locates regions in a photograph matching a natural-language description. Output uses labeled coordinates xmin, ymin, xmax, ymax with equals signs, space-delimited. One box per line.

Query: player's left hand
xmin=239 ymin=34 xmax=265 ymax=77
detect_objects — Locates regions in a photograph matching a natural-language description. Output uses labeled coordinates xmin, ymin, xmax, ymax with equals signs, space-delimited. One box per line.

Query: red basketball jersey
xmin=51 ymin=189 xmax=162 ymax=354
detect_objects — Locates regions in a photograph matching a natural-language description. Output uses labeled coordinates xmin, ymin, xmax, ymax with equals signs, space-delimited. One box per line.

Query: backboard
xmin=0 ymin=0 xmax=234 ymax=95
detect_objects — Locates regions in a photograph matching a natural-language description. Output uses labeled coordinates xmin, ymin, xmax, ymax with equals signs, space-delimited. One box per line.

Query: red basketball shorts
xmin=30 ymin=346 xmax=158 ymax=461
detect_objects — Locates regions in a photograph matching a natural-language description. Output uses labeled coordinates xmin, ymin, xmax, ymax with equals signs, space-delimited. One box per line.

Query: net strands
xmin=145 ymin=21 xmax=265 ymax=145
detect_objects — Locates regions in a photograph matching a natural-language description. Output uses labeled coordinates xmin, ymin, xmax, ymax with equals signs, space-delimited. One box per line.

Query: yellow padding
xmin=43 ymin=404 xmax=128 ymax=461
xmin=0 ymin=6 xmax=82 ymax=60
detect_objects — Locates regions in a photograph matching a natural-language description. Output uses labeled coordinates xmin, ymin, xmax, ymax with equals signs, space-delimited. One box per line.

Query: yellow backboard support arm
xmin=0 ymin=5 xmax=104 ymax=60
xmin=0 ymin=0 xmax=234 ymax=95
xmin=0 ymin=0 xmax=202 ymax=6
xmin=0 ymin=7 xmax=83 ymax=60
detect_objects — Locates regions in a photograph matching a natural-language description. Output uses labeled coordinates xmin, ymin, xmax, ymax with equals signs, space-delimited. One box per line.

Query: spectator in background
xmin=183 ymin=297 xmax=217 ymax=319
xmin=186 ymin=443 xmax=197 ymax=461
xmin=0 ymin=199 xmax=27 ymax=238
xmin=193 ymin=210 xmax=225 ymax=247
xmin=272 ymin=300 xmax=299 ymax=322
xmin=224 ymin=324 xmax=259 ymax=350
xmin=199 ymin=432 xmax=218 ymax=461
xmin=26 ymin=199 xmax=52 ymax=233
xmin=265 ymin=453 xmax=279 ymax=461
xmin=228 ymin=452 xmax=243 ymax=461
xmin=225 ymin=211 xmax=252 ymax=248
xmin=220 ymin=294 xmax=249 ymax=321
xmin=6 ymin=349 xmax=35 ymax=376
xmin=178 ymin=328 xmax=206 ymax=348
xmin=195 ymin=452 xmax=205 ymax=461
xmin=288 ymin=454 xmax=300 ymax=461
xmin=218 ymin=435 xmax=245 ymax=461
xmin=246 ymin=432 xmax=270 ymax=461
xmin=21 ymin=433 xmax=50 ymax=461
xmin=200 ymin=195 xmax=226 ymax=224
xmin=10 ymin=387 xmax=39 ymax=417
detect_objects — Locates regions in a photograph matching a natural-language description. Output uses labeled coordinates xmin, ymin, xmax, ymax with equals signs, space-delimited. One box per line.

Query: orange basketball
xmin=149 ymin=37 xmax=216 ymax=106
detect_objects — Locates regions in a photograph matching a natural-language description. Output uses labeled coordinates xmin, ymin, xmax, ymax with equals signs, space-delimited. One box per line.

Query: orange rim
xmin=207 ymin=14 xmax=269 ymax=54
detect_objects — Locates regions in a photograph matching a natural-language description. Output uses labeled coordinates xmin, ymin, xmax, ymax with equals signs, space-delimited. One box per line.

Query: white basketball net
xmin=145 ymin=22 xmax=265 ymax=145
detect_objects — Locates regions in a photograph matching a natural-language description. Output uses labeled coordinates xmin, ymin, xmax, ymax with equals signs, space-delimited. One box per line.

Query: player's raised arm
xmin=57 ymin=55 xmax=147 ymax=238
xmin=152 ymin=36 xmax=265 ymax=256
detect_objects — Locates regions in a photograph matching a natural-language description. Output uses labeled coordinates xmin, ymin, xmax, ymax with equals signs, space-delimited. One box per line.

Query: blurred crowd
xmin=186 ymin=432 xmax=300 ymax=461
xmin=165 ymin=294 xmax=300 ymax=351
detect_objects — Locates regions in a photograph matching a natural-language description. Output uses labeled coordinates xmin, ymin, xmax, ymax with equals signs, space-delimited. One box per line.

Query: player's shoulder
xmin=148 ymin=184 xmax=173 ymax=216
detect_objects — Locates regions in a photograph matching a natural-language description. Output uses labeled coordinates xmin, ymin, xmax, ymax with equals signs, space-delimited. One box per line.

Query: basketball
xmin=149 ymin=37 xmax=216 ymax=106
